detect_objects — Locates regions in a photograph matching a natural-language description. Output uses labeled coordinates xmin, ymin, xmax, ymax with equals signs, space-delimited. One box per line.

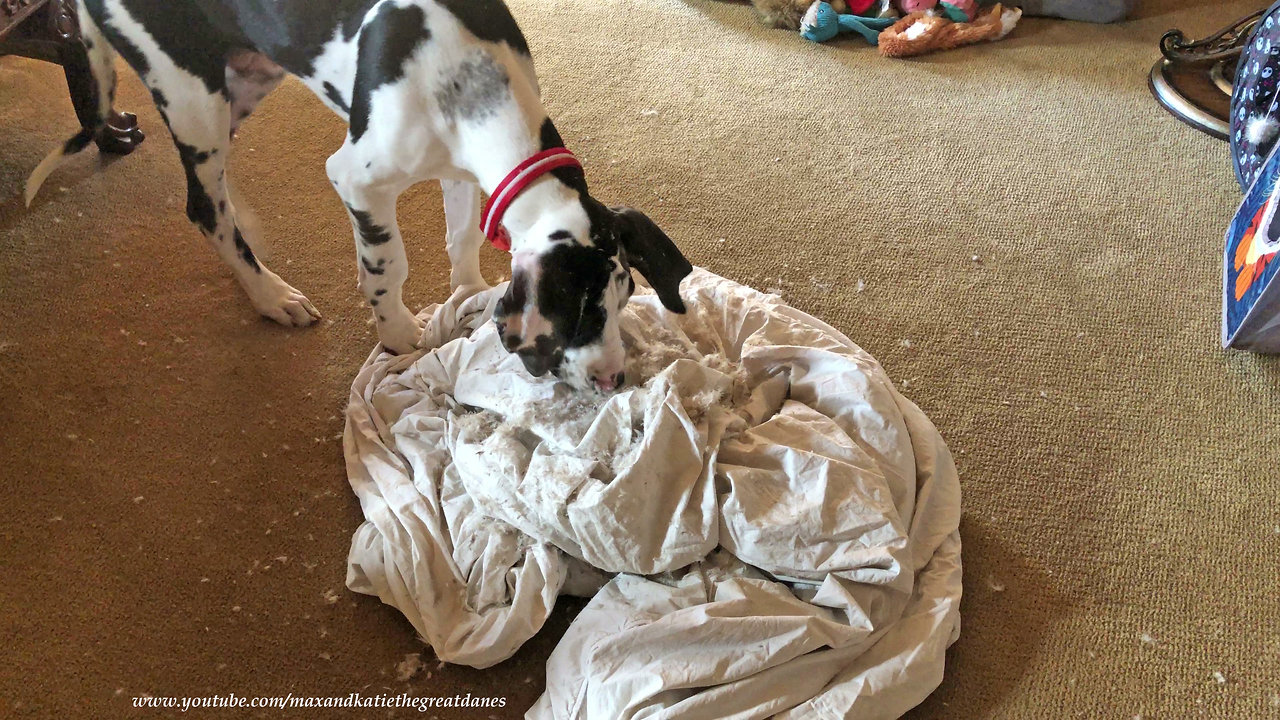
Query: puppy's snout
xmin=516 ymin=342 xmax=563 ymax=378
xmin=517 ymin=350 xmax=552 ymax=377
xmin=592 ymin=371 xmax=625 ymax=393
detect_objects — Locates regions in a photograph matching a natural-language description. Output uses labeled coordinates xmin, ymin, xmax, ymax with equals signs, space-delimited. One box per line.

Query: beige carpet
xmin=2 ymin=0 xmax=1278 ymax=717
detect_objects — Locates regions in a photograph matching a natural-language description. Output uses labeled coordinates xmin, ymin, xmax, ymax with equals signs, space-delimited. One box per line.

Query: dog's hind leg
xmin=159 ymin=83 xmax=318 ymax=326
xmin=442 ymin=180 xmax=489 ymax=292
xmin=87 ymin=1 xmax=318 ymax=326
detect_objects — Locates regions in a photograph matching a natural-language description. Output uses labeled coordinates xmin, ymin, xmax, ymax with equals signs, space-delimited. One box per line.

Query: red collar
xmin=480 ymin=147 xmax=583 ymax=252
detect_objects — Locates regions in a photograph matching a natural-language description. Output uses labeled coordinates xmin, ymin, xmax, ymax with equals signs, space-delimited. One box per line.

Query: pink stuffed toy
xmin=897 ymin=0 xmax=976 ymax=17
xmin=944 ymin=0 xmax=977 ymax=19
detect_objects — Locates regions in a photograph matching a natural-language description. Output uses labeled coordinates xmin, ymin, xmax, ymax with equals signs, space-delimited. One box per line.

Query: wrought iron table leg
xmin=51 ymin=0 xmax=142 ymax=154
xmin=1149 ymin=59 xmax=1231 ymax=140
xmin=59 ymin=37 xmax=143 ymax=154
xmin=1149 ymin=9 xmax=1266 ymax=140
xmin=2 ymin=0 xmax=145 ymax=155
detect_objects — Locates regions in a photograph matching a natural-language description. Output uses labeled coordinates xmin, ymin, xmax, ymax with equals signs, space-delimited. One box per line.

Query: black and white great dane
xmin=28 ymin=0 xmax=693 ymax=392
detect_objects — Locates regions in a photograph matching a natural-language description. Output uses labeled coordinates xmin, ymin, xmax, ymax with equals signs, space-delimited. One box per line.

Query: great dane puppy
xmin=30 ymin=0 xmax=692 ymax=392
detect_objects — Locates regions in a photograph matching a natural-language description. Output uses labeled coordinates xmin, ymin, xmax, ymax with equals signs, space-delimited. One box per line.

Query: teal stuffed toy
xmin=800 ymin=1 xmax=895 ymax=44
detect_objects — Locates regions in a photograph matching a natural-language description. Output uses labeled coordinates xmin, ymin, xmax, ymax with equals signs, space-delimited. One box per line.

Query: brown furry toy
xmin=878 ymin=3 xmax=1021 ymax=58
xmin=753 ymin=0 xmax=847 ymax=28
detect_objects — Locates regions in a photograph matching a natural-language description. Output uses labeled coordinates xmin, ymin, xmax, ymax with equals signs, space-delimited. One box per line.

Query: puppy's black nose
xmin=518 ymin=351 xmax=551 ymax=377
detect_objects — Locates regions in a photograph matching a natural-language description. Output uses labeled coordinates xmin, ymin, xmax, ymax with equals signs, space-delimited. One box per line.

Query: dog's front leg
xmin=327 ymin=147 xmax=422 ymax=355
xmin=441 ymin=179 xmax=489 ymax=292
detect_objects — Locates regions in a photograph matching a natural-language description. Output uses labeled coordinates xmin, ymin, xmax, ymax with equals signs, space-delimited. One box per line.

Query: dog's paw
xmin=377 ymin=306 xmax=425 ymax=355
xmin=449 ymin=269 xmax=490 ymax=293
xmin=449 ymin=280 xmax=491 ymax=300
xmin=250 ymin=274 xmax=322 ymax=327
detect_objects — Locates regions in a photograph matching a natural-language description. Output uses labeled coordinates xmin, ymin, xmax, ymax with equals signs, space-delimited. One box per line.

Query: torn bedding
xmin=344 ymin=268 xmax=962 ymax=719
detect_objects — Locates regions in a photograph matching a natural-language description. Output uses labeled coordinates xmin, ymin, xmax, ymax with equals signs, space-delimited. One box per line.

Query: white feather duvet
xmin=343 ymin=268 xmax=962 ymax=719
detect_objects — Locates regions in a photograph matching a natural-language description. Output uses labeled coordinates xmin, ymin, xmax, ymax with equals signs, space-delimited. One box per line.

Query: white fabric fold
xmin=344 ymin=269 xmax=962 ymax=717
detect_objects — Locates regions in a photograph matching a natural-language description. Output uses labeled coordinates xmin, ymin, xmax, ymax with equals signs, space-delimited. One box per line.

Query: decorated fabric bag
xmin=1231 ymin=2 xmax=1280 ymax=191
xmin=1224 ymin=3 xmax=1280 ymax=351
xmin=1224 ymin=138 xmax=1280 ymax=351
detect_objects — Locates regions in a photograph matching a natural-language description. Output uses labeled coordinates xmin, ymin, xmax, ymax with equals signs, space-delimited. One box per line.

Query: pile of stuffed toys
xmin=796 ymin=0 xmax=1021 ymax=57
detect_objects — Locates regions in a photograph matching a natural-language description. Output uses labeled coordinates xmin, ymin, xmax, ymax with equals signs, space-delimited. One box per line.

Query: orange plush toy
xmin=878 ymin=3 xmax=1021 ymax=58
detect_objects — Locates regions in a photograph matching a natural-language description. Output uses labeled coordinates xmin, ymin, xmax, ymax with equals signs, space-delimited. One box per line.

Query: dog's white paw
xmin=449 ymin=269 xmax=490 ymax=293
xmin=377 ymin=305 xmax=424 ymax=355
xmin=249 ymin=274 xmax=322 ymax=327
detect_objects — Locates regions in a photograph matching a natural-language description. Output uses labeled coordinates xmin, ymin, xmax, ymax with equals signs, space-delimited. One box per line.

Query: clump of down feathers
xmin=752 ymin=0 xmax=849 ymax=28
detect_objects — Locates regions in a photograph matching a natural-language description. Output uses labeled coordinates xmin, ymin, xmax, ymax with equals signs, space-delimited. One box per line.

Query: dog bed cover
xmin=344 ymin=268 xmax=962 ymax=719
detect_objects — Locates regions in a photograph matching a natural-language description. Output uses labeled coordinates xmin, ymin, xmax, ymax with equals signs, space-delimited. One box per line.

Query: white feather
xmin=1247 ymin=115 xmax=1280 ymax=147
xmin=800 ymin=0 xmax=821 ymax=32
xmin=998 ymin=7 xmax=1022 ymax=38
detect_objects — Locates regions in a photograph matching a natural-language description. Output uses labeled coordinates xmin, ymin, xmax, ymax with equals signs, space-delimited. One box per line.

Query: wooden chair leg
xmin=54 ymin=1 xmax=143 ymax=155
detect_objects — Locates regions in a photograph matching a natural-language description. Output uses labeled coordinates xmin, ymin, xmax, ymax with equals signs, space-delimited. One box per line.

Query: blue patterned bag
xmin=1231 ymin=2 xmax=1280 ymax=191
xmin=1225 ymin=3 xmax=1280 ymax=351
xmin=1223 ymin=140 xmax=1280 ymax=351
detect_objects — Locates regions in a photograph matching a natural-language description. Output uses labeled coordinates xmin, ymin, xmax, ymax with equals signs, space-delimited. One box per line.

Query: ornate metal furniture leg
xmin=1149 ymin=9 xmax=1266 ymax=140
xmin=1 ymin=0 xmax=144 ymax=155
xmin=56 ymin=16 xmax=143 ymax=153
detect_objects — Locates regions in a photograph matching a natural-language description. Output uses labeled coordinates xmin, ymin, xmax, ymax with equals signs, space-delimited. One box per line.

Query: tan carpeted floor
xmin=3 ymin=0 xmax=1279 ymax=717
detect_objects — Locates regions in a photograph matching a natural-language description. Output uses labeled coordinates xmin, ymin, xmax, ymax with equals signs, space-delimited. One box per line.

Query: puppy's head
xmin=494 ymin=202 xmax=691 ymax=392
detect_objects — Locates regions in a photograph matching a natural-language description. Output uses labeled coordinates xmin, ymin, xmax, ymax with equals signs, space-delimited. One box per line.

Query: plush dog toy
xmin=754 ymin=0 xmax=849 ymax=29
xmin=879 ymin=3 xmax=1021 ymax=57
xmin=754 ymin=0 xmax=986 ymax=29
xmin=800 ymin=1 xmax=895 ymax=43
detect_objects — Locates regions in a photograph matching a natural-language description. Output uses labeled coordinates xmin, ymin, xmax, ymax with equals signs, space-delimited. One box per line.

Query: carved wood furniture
xmin=1 ymin=0 xmax=143 ymax=154
xmin=1149 ymin=8 xmax=1267 ymax=141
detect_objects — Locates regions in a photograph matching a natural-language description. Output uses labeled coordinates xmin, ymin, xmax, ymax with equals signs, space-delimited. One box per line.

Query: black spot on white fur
xmin=347 ymin=205 xmax=392 ymax=246
xmin=232 ymin=227 xmax=261 ymax=272
xmin=323 ymin=81 xmax=350 ymax=114
xmin=175 ymin=140 xmax=216 ymax=233
xmin=349 ymin=3 xmax=431 ymax=143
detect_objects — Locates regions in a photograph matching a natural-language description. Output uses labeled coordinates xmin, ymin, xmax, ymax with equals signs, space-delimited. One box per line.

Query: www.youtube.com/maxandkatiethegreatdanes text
xmin=131 ymin=692 xmax=508 ymax=712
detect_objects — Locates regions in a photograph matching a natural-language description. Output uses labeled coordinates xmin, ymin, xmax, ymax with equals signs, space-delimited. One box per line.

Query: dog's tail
xmin=24 ymin=1 xmax=118 ymax=206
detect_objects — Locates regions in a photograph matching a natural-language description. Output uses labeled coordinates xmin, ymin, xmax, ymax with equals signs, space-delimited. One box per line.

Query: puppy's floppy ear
xmin=611 ymin=206 xmax=692 ymax=314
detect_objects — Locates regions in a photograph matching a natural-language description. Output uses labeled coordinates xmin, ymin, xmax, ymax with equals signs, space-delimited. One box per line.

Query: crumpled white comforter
xmin=344 ymin=268 xmax=962 ymax=719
